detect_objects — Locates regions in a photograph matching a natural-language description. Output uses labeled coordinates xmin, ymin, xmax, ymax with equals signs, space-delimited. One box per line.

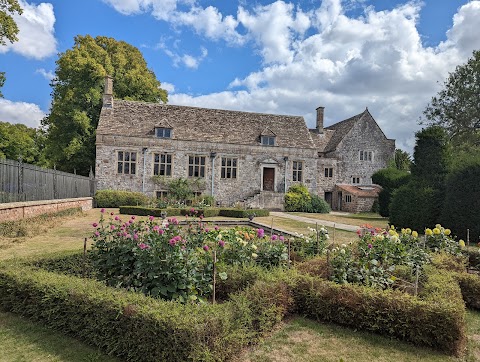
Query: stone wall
xmin=0 ymin=197 xmax=93 ymax=222
xmin=95 ymin=135 xmax=318 ymax=208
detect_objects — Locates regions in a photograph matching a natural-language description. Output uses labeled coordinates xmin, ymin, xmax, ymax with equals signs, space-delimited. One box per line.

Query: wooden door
xmin=263 ymin=168 xmax=275 ymax=191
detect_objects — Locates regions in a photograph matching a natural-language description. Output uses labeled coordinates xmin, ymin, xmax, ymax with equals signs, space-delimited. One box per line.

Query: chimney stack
xmin=103 ymin=75 xmax=113 ymax=108
xmin=316 ymin=106 xmax=324 ymax=134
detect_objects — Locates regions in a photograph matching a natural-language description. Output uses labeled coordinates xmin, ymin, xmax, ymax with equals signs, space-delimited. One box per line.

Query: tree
xmin=0 ymin=121 xmax=46 ymax=164
xmin=0 ymin=0 xmax=23 ymax=97
xmin=42 ymin=35 xmax=168 ymax=175
xmin=422 ymin=50 xmax=480 ymax=147
xmin=372 ymin=167 xmax=410 ymax=217
xmin=392 ymin=149 xmax=411 ymax=171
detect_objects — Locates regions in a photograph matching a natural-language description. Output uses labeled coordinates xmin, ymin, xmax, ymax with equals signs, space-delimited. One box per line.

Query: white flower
xmin=251 ymin=253 xmax=258 ymax=259
xmin=251 ymin=244 xmax=257 ymax=250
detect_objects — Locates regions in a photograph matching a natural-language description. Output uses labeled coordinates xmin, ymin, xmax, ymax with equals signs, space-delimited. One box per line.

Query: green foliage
xmin=293 ymin=270 xmax=466 ymax=356
xmin=372 ymin=167 xmax=411 ymax=217
xmin=284 ymin=185 xmax=329 ymax=213
xmin=94 ymin=189 xmax=149 ymax=208
xmin=441 ymin=161 xmax=480 ymax=241
xmin=42 ymin=35 xmax=168 ymax=175
xmin=455 ymin=272 xmax=480 ymax=310
xmin=118 ymin=206 xmax=269 ymax=218
xmin=391 ymin=149 xmax=412 ymax=171
xmin=422 ymin=50 xmax=480 ymax=148
xmin=0 ymin=121 xmax=46 ymax=165
xmin=389 ymin=181 xmax=441 ymax=231
xmin=218 ymin=208 xmax=269 ymax=218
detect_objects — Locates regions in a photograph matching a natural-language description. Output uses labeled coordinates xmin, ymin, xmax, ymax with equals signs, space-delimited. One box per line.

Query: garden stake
xmin=316 ymin=223 xmax=319 ymax=256
xmin=467 ymin=229 xmax=470 ymax=247
xmin=270 ymin=217 xmax=274 ymax=237
xmin=212 ymin=250 xmax=217 ymax=304
xmin=288 ymin=238 xmax=291 ymax=268
xmin=414 ymin=265 xmax=419 ymax=296
xmin=333 ymin=223 xmax=336 ymax=244
xmin=83 ymin=237 xmax=87 ymax=277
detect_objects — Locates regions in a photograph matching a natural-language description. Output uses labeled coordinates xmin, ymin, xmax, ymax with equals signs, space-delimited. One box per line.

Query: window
xmin=352 ymin=177 xmax=360 ymax=184
xmin=117 ymin=151 xmax=136 ymax=175
xmin=261 ymin=136 xmax=275 ymax=146
xmin=221 ymin=157 xmax=237 ymax=179
xmin=155 ymin=128 xmax=172 ymax=138
xmin=359 ymin=150 xmax=373 ymax=161
xmin=324 ymin=167 xmax=333 ymax=178
xmin=153 ymin=153 xmax=172 ymax=176
xmin=345 ymin=195 xmax=352 ymax=203
xmin=156 ymin=191 xmax=169 ymax=199
xmin=188 ymin=155 xmax=206 ymax=177
xmin=292 ymin=161 xmax=303 ymax=182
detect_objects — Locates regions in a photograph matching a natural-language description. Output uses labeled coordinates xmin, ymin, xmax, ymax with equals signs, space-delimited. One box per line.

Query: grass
xmin=1 ymin=208 xmax=480 ymax=361
xmin=292 ymin=212 xmax=389 ymax=230
xmin=0 ymin=311 xmax=119 ymax=362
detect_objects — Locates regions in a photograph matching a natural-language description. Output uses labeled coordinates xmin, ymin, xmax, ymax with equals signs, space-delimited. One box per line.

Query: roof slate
xmin=97 ymin=100 xmax=316 ymax=149
xmin=323 ymin=110 xmax=367 ymax=152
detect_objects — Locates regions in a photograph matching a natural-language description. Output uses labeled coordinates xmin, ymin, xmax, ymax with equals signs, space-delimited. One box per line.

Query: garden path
xmin=268 ymin=212 xmax=359 ymax=232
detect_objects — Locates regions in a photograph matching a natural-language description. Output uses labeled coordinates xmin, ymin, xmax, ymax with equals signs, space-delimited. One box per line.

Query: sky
xmin=1 ymin=0 xmax=479 ymax=153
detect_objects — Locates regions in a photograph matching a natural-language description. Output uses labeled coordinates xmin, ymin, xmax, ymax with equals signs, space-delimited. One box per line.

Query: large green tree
xmin=422 ymin=50 xmax=480 ymax=147
xmin=42 ymin=35 xmax=168 ymax=175
xmin=0 ymin=0 xmax=23 ymax=97
xmin=0 ymin=121 xmax=46 ymax=164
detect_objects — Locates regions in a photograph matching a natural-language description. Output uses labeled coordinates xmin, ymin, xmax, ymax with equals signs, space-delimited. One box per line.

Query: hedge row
xmin=0 ymin=262 xmax=290 ymax=362
xmin=95 ymin=190 xmax=150 ymax=208
xmin=292 ymin=268 xmax=466 ymax=356
xmin=119 ymin=206 xmax=269 ymax=218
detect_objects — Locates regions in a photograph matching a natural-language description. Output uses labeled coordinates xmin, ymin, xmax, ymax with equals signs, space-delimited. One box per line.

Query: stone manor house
xmin=95 ymin=77 xmax=395 ymax=212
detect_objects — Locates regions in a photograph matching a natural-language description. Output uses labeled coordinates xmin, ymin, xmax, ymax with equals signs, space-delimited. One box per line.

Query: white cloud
xmin=0 ymin=1 xmax=57 ymax=59
xmin=161 ymin=82 xmax=176 ymax=94
xmin=169 ymin=1 xmax=480 ymax=153
xmin=0 ymin=99 xmax=45 ymax=128
xmin=35 ymin=68 xmax=55 ymax=81
xmin=157 ymin=43 xmax=208 ymax=69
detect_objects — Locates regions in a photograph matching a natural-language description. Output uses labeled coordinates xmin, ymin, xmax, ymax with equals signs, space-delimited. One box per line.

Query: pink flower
xmin=128 ymin=220 xmax=133 ymax=224
xmin=138 ymin=243 xmax=150 ymax=250
xmin=203 ymin=245 xmax=210 ymax=251
xmin=110 ymin=225 xmax=115 ymax=230
xmin=115 ymin=216 xmax=120 ymax=221
xmin=131 ymin=216 xmax=135 ymax=220
xmin=169 ymin=238 xmax=177 ymax=246
xmin=133 ymin=234 xmax=139 ymax=240
xmin=218 ymin=240 xmax=225 ymax=247
xmin=279 ymin=235 xmax=285 ymax=241
xmin=215 ymin=226 xmax=219 ymax=231
xmin=100 ymin=208 xmax=105 ymax=213
xmin=257 ymin=228 xmax=265 ymax=238
xmin=126 ymin=234 xmax=132 ymax=239
xmin=94 ymin=231 xmax=100 ymax=237
xmin=92 ymin=222 xmax=98 ymax=228
xmin=158 ymin=229 xmax=164 ymax=235
xmin=368 ymin=244 xmax=373 ymax=249
xmin=117 ymin=232 xmax=121 ymax=237
xmin=205 ymin=228 xmax=209 ymax=233
xmin=199 ymin=215 xmax=204 ymax=220
xmin=110 ymin=212 xmax=114 ymax=216
xmin=271 ymin=235 xmax=278 ymax=241
xmin=149 ymin=216 xmax=154 ymax=221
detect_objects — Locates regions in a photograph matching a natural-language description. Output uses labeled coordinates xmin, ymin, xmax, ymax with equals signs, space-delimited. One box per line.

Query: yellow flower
xmin=390 ymin=225 xmax=395 ymax=230
xmin=406 ymin=228 xmax=412 ymax=234
xmin=425 ymin=228 xmax=433 ymax=236
xmin=388 ymin=229 xmax=396 ymax=236
xmin=433 ymin=228 xmax=441 ymax=235
xmin=412 ymin=231 xmax=418 ymax=238
xmin=435 ymin=224 xmax=442 ymax=229
xmin=251 ymin=244 xmax=257 ymax=250
xmin=459 ymin=240 xmax=465 ymax=248
xmin=251 ymin=253 xmax=258 ymax=259
xmin=445 ymin=229 xmax=451 ymax=236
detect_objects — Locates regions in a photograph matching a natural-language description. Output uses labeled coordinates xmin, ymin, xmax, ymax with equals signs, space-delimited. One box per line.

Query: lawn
xmin=1 ymin=208 xmax=479 ymax=361
xmin=292 ymin=211 xmax=389 ymax=230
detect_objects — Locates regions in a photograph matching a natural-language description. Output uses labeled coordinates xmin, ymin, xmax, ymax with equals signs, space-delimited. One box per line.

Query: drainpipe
xmin=283 ymin=156 xmax=288 ymax=193
xmin=142 ymin=147 xmax=148 ymax=194
xmin=210 ymin=151 xmax=217 ymax=197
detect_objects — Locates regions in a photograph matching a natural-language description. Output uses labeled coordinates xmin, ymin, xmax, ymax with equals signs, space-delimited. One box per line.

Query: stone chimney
xmin=103 ymin=75 xmax=113 ymax=108
xmin=316 ymin=106 xmax=324 ymax=134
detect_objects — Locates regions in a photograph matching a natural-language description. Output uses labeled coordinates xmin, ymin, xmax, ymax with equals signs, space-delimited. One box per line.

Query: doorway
xmin=263 ymin=167 xmax=275 ymax=191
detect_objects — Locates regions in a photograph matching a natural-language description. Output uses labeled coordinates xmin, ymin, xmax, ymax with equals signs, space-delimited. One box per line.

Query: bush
xmin=293 ymin=269 xmax=466 ymax=356
xmin=218 ymin=208 xmax=269 ymax=218
xmin=284 ymin=184 xmax=311 ymax=212
xmin=307 ymin=194 xmax=331 ymax=213
xmin=441 ymin=161 xmax=480 ymax=241
xmin=455 ymin=272 xmax=480 ymax=310
xmin=372 ymin=168 xmax=411 ymax=217
xmin=119 ymin=206 xmax=269 ymax=219
xmin=95 ymin=190 xmax=149 ymax=208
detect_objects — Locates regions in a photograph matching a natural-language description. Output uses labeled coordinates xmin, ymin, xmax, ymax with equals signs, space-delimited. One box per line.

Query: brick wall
xmin=0 ymin=197 xmax=93 ymax=222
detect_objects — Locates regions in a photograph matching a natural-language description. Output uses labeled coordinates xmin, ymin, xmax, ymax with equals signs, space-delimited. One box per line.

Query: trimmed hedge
xmin=455 ymin=273 xmax=480 ymax=310
xmin=119 ymin=206 xmax=269 ymax=218
xmin=95 ymin=190 xmax=149 ymax=208
xmin=292 ymin=267 xmax=466 ymax=356
xmin=0 ymin=262 xmax=290 ymax=362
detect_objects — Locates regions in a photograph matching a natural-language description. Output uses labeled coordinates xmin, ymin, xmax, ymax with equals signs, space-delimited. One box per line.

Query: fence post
xmin=53 ymin=165 xmax=58 ymax=199
xmin=18 ymin=157 xmax=24 ymax=202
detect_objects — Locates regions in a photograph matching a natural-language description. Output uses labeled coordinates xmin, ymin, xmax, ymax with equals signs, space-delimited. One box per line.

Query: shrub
xmin=372 ymin=168 xmax=411 ymax=217
xmin=95 ymin=189 xmax=149 ymax=208
xmin=119 ymin=206 xmax=269 ymax=219
xmin=219 ymin=208 xmax=269 ymax=218
xmin=307 ymin=194 xmax=331 ymax=213
xmin=455 ymin=272 xmax=480 ymax=310
xmin=284 ymin=184 xmax=311 ymax=212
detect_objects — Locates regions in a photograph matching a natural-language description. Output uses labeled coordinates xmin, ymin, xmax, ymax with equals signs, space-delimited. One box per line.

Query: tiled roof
xmin=309 ymin=129 xmax=335 ymax=151
xmin=97 ymin=100 xmax=316 ymax=149
xmin=323 ymin=110 xmax=367 ymax=152
xmin=335 ymin=184 xmax=382 ymax=197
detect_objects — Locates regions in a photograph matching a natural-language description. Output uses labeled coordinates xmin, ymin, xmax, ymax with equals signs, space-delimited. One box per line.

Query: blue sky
xmin=1 ymin=0 xmax=479 ymax=153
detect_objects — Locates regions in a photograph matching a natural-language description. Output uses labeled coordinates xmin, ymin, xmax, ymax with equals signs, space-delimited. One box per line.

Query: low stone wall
xmin=0 ymin=197 xmax=93 ymax=222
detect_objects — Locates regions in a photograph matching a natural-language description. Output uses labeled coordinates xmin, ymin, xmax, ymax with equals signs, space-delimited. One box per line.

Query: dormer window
xmin=261 ymin=136 xmax=275 ymax=146
xmin=156 ymin=127 xmax=172 ymax=138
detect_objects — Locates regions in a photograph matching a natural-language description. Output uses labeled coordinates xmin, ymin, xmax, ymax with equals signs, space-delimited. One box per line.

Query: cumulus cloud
xmin=157 ymin=42 xmax=208 ymax=69
xmin=0 ymin=1 xmax=57 ymax=59
xmin=106 ymin=0 xmax=480 ymax=153
xmin=161 ymin=82 xmax=176 ymax=94
xmin=0 ymin=99 xmax=45 ymax=128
